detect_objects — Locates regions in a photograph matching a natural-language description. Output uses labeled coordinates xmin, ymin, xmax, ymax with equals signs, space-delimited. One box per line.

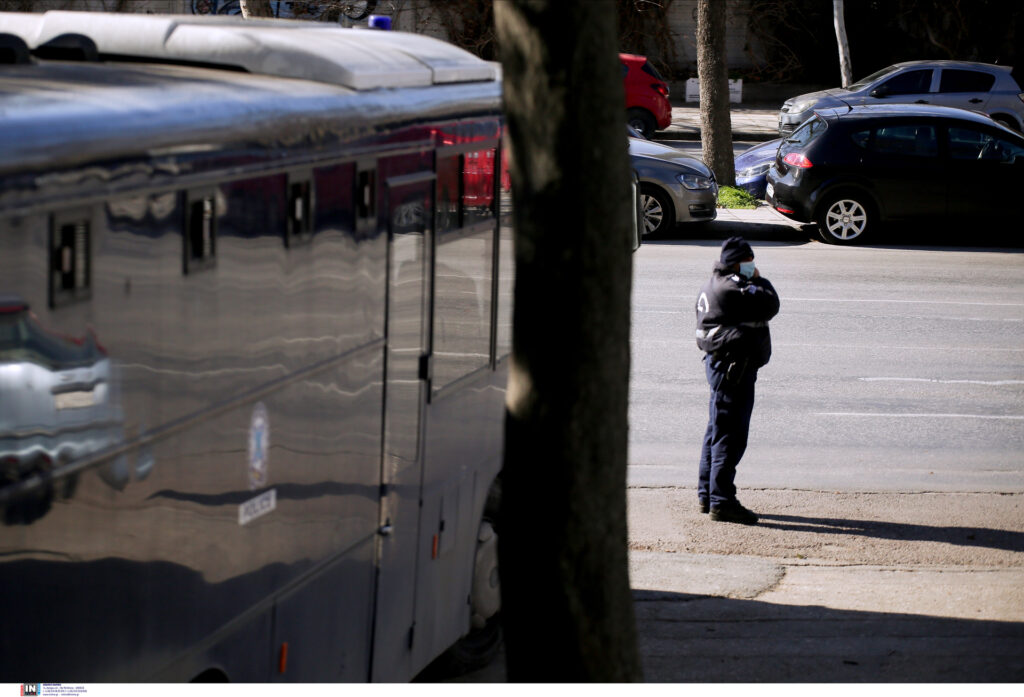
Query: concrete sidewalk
xmin=659 ymin=103 xmax=780 ymax=142
xmin=628 ymin=487 xmax=1024 ymax=682
xmin=452 ymin=488 xmax=1024 ymax=682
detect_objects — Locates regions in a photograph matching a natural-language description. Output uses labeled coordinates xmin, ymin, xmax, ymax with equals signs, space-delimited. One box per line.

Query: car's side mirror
xmin=870 ymin=86 xmax=888 ymax=98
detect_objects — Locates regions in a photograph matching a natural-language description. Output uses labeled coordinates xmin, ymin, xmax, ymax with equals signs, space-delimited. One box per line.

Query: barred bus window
xmin=184 ymin=189 xmax=217 ymax=274
xmin=49 ymin=209 xmax=92 ymax=308
xmin=286 ymin=173 xmax=314 ymax=247
xmin=314 ymin=163 xmax=357 ymax=238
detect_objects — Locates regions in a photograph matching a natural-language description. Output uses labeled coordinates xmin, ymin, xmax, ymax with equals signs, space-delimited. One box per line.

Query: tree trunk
xmin=493 ymin=0 xmax=642 ymax=683
xmin=697 ymin=0 xmax=734 ymax=187
xmin=239 ymin=0 xmax=274 ymax=18
xmin=833 ymin=0 xmax=853 ymax=87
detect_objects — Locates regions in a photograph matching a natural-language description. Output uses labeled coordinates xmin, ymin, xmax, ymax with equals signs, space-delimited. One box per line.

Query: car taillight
xmin=653 ymin=83 xmax=669 ymax=98
xmin=783 ymin=152 xmax=813 ymax=168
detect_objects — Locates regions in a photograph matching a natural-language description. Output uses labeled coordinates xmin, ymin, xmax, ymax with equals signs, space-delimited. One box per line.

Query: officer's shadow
xmin=756 ymin=514 xmax=1024 ymax=555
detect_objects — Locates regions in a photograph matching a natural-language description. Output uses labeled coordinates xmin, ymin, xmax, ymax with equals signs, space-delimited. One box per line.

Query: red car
xmin=621 ymin=53 xmax=672 ymax=138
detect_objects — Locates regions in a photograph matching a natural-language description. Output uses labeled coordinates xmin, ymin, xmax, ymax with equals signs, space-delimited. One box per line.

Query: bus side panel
xmin=271 ymin=536 xmax=377 ymax=682
xmin=153 ymin=603 xmax=275 ymax=683
xmin=0 ymin=167 xmax=389 ymax=681
xmin=414 ymin=374 xmax=504 ymax=672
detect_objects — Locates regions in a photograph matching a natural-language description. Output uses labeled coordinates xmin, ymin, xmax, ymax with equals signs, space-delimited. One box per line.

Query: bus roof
xmin=0 ymin=11 xmax=499 ymax=89
xmin=0 ymin=59 xmax=501 ymax=187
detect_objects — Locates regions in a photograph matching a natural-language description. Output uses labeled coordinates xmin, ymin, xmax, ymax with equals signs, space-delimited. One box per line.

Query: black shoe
xmin=699 ymin=500 xmax=710 ymax=514
xmin=709 ymin=501 xmax=758 ymax=525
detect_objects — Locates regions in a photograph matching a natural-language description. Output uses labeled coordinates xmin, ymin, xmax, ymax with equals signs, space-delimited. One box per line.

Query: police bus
xmin=0 ymin=11 xmax=510 ymax=682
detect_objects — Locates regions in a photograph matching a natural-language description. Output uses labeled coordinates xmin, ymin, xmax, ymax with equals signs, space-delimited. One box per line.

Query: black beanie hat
xmin=720 ymin=236 xmax=754 ymax=265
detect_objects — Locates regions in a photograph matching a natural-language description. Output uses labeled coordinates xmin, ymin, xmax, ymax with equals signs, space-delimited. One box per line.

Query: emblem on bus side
xmin=248 ymin=402 xmax=270 ymax=490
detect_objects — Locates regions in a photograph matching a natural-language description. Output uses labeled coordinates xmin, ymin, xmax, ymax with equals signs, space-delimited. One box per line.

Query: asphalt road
xmin=630 ymin=236 xmax=1024 ymax=494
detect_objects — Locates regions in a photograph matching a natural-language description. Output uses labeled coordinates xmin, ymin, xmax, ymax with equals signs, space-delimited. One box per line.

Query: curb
xmin=657 ymin=129 xmax=779 ymax=142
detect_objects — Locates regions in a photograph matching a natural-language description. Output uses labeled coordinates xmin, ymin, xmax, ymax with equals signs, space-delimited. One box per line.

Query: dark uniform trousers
xmin=698 ymin=354 xmax=757 ymax=507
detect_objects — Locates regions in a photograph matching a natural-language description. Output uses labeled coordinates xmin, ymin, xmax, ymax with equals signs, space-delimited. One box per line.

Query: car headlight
xmin=788 ymin=99 xmax=816 ymax=116
xmin=737 ymin=162 xmax=771 ymax=179
xmin=678 ymin=173 xmax=712 ymax=190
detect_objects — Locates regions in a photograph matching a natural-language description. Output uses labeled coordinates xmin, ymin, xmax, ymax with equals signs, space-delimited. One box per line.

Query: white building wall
xmin=665 ymin=0 xmax=762 ymax=75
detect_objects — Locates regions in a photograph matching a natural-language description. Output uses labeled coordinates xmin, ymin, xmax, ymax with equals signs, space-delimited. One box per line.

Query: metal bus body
xmin=0 ymin=12 xmax=511 ymax=682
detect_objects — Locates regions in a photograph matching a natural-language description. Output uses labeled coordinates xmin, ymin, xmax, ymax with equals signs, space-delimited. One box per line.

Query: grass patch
xmin=717 ymin=185 xmax=759 ymax=209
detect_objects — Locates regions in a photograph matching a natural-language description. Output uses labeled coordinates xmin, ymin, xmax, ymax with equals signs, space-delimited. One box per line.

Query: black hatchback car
xmin=766 ymin=104 xmax=1024 ymax=244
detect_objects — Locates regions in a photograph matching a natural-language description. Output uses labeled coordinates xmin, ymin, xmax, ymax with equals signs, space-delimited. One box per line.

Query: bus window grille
xmin=184 ymin=192 xmax=217 ymax=274
xmin=286 ymin=176 xmax=313 ymax=247
xmin=49 ymin=211 xmax=91 ymax=308
xmin=358 ymin=170 xmax=375 ymax=219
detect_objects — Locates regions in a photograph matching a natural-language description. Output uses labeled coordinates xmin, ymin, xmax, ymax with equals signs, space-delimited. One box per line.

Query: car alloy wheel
xmin=819 ymin=197 xmax=869 ymax=244
xmin=640 ymin=185 xmax=674 ymax=237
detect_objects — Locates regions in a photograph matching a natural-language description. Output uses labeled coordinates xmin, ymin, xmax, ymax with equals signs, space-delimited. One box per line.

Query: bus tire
xmin=417 ymin=482 xmax=503 ymax=679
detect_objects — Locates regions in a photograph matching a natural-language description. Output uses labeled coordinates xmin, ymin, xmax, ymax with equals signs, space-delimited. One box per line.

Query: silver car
xmin=0 ymin=296 xmax=137 ymax=521
xmin=629 ymin=136 xmax=718 ymax=237
xmin=778 ymin=60 xmax=1024 ymax=135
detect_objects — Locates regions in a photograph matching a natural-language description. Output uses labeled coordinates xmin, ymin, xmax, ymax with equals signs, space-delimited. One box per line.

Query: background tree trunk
xmin=239 ymin=0 xmax=274 ymax=18
xmin=697 ymin=0 xmax=734 ymax=187
xmin=833 ymin=0 xmax=853 ymax=86
xmin=493 ymin=0 xmax=642 ymax=683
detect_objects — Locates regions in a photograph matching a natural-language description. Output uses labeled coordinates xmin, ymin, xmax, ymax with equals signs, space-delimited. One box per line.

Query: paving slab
xmin=629 ymin=551 xmax=784 ymax=600
xmin=757 ymin=564 xmax=1024 ymax=621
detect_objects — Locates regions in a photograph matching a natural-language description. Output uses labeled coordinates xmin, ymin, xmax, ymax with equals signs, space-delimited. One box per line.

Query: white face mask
xmin=738 ymin=261 xmax=756 ymax=279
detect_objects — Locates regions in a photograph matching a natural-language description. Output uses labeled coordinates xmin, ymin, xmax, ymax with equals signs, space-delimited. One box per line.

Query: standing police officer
xmin=695 ymin=237 xmax=779 ymax=524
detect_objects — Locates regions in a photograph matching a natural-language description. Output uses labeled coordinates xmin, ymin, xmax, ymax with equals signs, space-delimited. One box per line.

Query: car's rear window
xmin=641 ymin=60 xmax=665 ymax=82
xmin=786 ymin=115 xmax=828 ymax=146
xmin=939 ymin=69 xmax=995 ymax=93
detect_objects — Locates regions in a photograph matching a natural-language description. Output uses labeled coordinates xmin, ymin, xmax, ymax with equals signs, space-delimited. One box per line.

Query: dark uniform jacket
xmin=695 ymin=261 xmax=780 ymax=367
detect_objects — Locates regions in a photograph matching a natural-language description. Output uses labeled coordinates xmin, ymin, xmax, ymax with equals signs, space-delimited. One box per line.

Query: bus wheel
xmin=440 ymin=519 xmax=502 ymax=674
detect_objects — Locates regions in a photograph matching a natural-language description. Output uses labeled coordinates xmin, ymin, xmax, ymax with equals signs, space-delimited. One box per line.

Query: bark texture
xmin=239 ymin=0 xmax=274 ymax=18
xmin=493 ymin=0 xmax=642 ymax=683
xmin=697 ymin=0 xmax=734 ymax=187
xmin=833 ymin=0 xmax=853 ymax=87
